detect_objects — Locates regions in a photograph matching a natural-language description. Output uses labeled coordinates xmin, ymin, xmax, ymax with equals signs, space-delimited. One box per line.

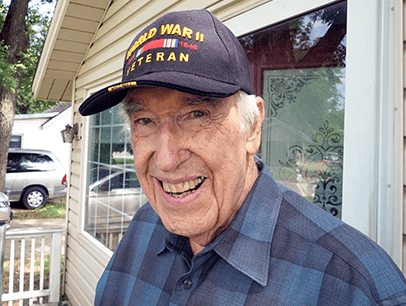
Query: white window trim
xmin=344 ymin=0 xmax=403 ymax=266
xmin=78 ymin=76 xmax=122 ymax=260
xmin=225 ymin=0 xmax=404 ymax=267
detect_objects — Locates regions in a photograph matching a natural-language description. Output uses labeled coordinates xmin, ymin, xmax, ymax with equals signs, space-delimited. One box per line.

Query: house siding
xmin=65 ymin=1 xmax=271 ymax=304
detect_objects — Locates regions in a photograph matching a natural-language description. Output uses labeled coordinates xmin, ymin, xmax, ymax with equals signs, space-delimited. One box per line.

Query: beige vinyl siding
xmin=75 ymin=0 xmax=270 ymax=90
xmin=65 ymin=1 xmax=271 ymax=304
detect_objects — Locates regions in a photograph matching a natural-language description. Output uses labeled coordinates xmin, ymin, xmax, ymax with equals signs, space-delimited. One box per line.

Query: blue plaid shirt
xmin=95 ymin=160 xmax=406 ymax=305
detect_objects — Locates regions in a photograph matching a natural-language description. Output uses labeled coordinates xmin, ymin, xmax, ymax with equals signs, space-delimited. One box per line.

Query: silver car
xmin=6 ymin=149 xmax=67 ymax=209
xmin=87 ymin=169 xmax=148 ymax=228
xmin=0 ymin=192 xmax=13 ymax=222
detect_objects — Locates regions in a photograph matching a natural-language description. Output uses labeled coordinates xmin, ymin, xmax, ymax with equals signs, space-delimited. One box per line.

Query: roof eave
xmin=32 ymin=0 xmax=71 ymax=100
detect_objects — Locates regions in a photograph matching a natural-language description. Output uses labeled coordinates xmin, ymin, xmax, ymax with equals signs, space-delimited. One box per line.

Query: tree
xmin=15 ymin=1 xmax=57 ymax=114
xmin=0 ymin=0 xmax=55 ymax=192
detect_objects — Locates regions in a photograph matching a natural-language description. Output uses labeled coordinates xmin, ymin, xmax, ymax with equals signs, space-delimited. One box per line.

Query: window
xmin=7 ymin=153 xmax=56 ymax=173
xmin=9 ymin=135 xmax=22 ymax=148
xmin=239 ymin=1 xmax=347 ymax=218
xmin=85 ymin=106 xmax=147 ymax=251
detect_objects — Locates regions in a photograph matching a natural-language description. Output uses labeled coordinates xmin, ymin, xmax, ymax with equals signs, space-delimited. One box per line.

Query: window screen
xmin=85 ymin=105 xmax=148 ymax=251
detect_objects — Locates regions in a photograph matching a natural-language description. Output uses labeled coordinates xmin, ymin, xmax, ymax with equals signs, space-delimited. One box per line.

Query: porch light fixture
xmin=61 ymin=123 xmax=78 ymax=143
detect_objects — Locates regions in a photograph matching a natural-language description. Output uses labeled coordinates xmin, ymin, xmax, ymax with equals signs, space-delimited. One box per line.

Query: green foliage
xmin=0 ymin=0 xmax=58 ymax=114
xmin=34 ymin=255 xmax=51 ymax=274
xmin=17 ymin=1 xmax=58 ymax=113
xmin=0 ymin=1 xmax=17 ymax=93
xmin=12 ymin=202 xmax=66 ymax=219
xmin=0 ymin=42 xmax=18 ymax=92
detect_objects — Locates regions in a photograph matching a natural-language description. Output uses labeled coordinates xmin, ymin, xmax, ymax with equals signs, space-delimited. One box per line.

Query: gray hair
xmin=119 ymin=89 xmax=259 ymax=133
xmin=235 ymin=90 xmax=259 ymax=132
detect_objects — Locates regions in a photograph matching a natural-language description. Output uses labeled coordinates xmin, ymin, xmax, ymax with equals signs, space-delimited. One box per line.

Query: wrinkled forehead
xmin=122 ymin=86 xmax=225 ymax=114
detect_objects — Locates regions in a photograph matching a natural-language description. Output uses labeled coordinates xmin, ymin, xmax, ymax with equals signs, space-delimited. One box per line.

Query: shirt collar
xmin=158 ymin=158 xmax=282 ymax=287
xmin=211 ymin=158 xmax=282 ymax=287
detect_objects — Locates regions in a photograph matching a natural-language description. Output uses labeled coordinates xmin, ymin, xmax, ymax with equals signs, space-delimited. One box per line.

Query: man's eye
xmin=190 ymin=110 xmax=205 ymax=118
xmin=134 ymin=118 xmax=152 ymax=126
xmin=136 ymin=118 xmax=152 ymax=125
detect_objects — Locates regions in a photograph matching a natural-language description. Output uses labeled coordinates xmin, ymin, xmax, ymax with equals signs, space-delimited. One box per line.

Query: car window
xmin=97 ymin=180 xmax=111 ymax=192
xmin=124 ymin=171 xmax=140 ymax=188
xmin=7 ymin=153 xmax=56 ymax=173
xmin=110 ymin=173 xmax=125 ymax=190
xmin=95 ymin=171 xmax=140 ymax=193
xmin=88 ymin=167 xmax=113 ymax=185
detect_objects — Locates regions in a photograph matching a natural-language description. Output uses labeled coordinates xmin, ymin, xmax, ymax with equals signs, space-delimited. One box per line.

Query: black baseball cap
xmin=79 ymin=9 xmax=253 ymax=116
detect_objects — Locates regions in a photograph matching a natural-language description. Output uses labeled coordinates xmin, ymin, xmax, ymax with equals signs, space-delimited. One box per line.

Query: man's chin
xmin=162 ymin=215 xmax=217 ymax=239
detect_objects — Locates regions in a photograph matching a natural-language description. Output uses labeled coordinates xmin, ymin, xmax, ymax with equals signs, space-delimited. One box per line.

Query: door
xmin=237 ymin=1 xmax=347 ymax=218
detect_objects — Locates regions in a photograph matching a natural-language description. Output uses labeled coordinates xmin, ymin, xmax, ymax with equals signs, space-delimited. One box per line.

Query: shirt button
xmin=183 ymin=279 xmax=193 ymax=289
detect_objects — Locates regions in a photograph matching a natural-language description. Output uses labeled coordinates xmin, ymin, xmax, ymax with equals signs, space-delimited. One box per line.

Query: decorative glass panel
xmin=240 ymin=1 xmax=346 ymax=218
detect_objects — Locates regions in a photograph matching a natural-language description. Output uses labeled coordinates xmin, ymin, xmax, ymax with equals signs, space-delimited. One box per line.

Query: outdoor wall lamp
xmin=61 ymin=123 xmax=79 ymax=143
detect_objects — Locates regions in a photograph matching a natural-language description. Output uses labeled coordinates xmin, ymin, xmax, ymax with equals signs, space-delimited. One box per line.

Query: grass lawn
xmin=11 ymin=200 xmax=66 ymax=220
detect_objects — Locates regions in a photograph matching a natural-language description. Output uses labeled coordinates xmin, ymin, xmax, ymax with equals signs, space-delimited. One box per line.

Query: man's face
xmin=128 ymin=87 xmax=261 ymax=252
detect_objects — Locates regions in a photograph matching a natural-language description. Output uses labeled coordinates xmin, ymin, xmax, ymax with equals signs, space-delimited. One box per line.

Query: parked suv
xmin=6 ymin=149 xmax=67 ymax=209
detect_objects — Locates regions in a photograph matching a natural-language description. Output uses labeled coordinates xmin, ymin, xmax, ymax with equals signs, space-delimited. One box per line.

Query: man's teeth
xmin=162 ymin=177 xmax=203 ymax=196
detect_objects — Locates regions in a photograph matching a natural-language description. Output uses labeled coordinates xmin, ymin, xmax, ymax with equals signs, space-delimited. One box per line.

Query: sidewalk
xmin=9 ymin=218 xmax=66 ymax=230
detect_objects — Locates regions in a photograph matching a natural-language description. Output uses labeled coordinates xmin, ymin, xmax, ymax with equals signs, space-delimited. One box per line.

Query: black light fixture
xmin=61 ymin=123 xmax=79 ymax=143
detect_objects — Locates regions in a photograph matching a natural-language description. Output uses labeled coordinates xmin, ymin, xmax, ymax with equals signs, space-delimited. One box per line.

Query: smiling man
xmin=124 ymin=87 xmax=262 ymax=255
xmin=80 ymin=9 xmax=406 ymax=306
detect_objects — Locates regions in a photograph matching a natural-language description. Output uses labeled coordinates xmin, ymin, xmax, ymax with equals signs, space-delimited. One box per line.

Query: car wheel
xmin=22 ymin=187 xmax=47 ymax=209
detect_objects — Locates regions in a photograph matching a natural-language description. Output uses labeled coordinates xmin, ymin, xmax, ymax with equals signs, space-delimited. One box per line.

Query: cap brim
xmin=79 ymin=71 xmax=242 ymax=116
xmin=78 ymin=83 xmax=130 ymax=116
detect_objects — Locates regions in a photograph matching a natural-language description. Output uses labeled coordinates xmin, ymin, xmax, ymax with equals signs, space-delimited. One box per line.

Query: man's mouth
xmin=159 ymin=177 xmax=205 ymax=199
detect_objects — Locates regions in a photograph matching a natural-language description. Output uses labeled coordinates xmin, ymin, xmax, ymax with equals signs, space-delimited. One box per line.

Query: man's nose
xmin=154 ymin=122 xmax=190 ymax=171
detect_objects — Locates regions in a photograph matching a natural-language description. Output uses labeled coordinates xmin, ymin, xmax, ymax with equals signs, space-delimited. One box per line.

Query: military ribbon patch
xmin=136 ymin=39 xmax=179 ymax=58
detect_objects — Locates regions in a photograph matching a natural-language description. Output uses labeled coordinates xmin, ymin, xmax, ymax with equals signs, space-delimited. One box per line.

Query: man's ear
xmin=246 ymin=96 xmax=264 ymax=155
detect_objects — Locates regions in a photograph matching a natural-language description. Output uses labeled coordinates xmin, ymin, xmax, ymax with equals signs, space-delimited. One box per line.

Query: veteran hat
xmin=79 ymin=9 xmax=253 ymax=116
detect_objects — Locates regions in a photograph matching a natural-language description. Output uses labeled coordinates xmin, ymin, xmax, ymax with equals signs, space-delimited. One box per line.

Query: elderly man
xmin=79 ymin=9 xmax=406 ymax=306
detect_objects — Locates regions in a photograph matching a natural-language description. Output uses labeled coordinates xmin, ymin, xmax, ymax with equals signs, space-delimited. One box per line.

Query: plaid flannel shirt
xmin=95 ymin=160 xmax=406 ymax=305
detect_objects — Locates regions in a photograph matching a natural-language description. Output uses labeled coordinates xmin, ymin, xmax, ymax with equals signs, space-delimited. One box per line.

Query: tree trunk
xmin=0 ymin=89 xmax=16 ymax=192
xmin=0 ymin=0 xmax=30 ymax=192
